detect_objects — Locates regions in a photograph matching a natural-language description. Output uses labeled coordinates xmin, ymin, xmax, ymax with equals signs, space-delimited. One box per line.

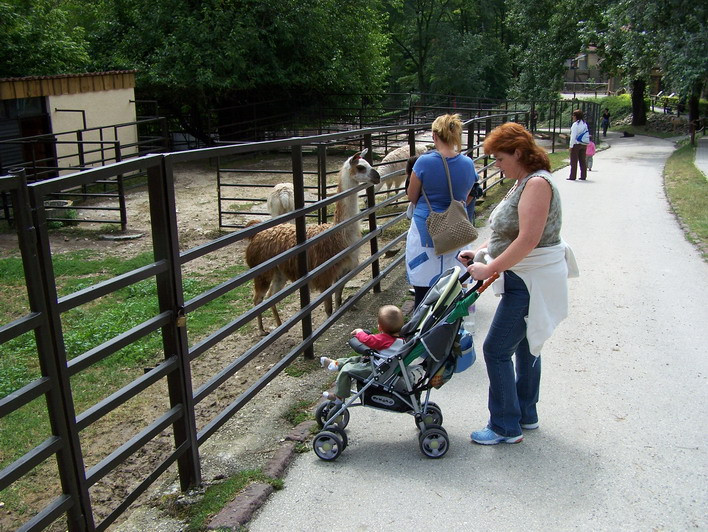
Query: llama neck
xmin=334 ymin=176 xmax=361 ymax=237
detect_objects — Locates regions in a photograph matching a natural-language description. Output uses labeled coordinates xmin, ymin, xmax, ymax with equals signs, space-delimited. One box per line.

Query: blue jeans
xmin=482 ymin=271 xmax=541 ymax=437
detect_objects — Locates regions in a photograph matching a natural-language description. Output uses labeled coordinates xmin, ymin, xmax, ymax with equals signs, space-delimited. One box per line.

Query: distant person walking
xmin=568 ymin=109 xmax=589 ymax=181
xmin=601 ymin=108 xmax=611 ymax=137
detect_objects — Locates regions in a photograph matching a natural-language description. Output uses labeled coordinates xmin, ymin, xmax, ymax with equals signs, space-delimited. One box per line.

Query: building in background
xmin=0 ymin=71 xmax=138 ymax=179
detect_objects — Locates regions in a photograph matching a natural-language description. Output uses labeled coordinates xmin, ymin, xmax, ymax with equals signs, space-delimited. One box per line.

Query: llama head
xmin=341 ymin=149 xmax=380 ymax=188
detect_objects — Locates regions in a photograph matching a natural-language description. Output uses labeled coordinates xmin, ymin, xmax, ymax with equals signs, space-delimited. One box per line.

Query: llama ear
xmin=360 ymin=148 xmax=369 ymax=158
xmin=351 ymin=151 xmax=361 ymax=161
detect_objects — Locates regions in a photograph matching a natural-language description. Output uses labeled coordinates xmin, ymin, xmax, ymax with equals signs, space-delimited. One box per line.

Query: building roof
xmin=0 ymin=71 xmax=137 ymax=101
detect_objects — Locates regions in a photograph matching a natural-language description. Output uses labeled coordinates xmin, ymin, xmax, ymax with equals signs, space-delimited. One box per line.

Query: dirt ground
xmin=0 ymin=154 xmax=412 ymax=530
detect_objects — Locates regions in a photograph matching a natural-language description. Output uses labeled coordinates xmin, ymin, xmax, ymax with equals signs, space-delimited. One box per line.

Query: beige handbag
xmin=421 ymin=156 xmax=478 ymax=256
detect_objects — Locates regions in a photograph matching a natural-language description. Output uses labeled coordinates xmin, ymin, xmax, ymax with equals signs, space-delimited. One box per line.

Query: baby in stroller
xmin=313 ymin=266 xmax=493 ymax=461
xmin=321 ymin=304 xmax=405 ymax=401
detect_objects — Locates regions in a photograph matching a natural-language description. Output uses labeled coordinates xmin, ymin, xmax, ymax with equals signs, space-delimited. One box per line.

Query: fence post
xmin=114 ymin=142 xmax=127 ymax=231
xmin=19 ymin=167 xmax=95 ymax=530
xmin=291 ymin=145 xmax=315 ymax=359
xmin=317 ymin=144 xmax=328 ymax=225
xmin=146 ymin=158 xmax=201 ymax=490
xmin=551 ymin=100 xmax=558 ymax=154
xmin=161 ymin=117 xmax=170 ymax=152
xmin=76 ymin=131 xmax=88 ymax=194
xmin=363 ymin=134 xmax=380 ymax=293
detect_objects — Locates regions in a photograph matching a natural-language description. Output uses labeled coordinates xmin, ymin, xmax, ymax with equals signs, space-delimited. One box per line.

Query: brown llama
xmin=245 ymin=149 xmax=380 ymax=335
xmin=374 ymin=144 xmax=429 ymax=194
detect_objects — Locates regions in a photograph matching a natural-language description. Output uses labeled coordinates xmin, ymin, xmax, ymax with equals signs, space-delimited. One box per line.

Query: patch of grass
xmin=0 ymin=252 xmax=253 ymax=482
xmin=283 ymin=357 xmax=320 ymax=378
xmin=170 ymin=470 xmax=282 ymax=531
xmin=548 ymin=151 xmax=570 ymax=172
xmin=585 ymin=94 xmax=634 ymax=123
xmin=664 ymin=143 xmax=708 ymax=259
xmin=282 ymin=399 xmax=315 ymax=426
xmin=294 ymin=442 xmax=310 ymax=453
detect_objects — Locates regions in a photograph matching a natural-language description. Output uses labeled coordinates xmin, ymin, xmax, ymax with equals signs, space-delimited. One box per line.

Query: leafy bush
xmin=587 ymin=94 xmax=635 ymax=122
xmin=658 ymin=95 xmax=708 ymax=116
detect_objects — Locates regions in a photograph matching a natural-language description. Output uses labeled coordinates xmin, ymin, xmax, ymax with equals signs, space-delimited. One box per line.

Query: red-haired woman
xmin=459 ymin=122 xmax=578 ymax=445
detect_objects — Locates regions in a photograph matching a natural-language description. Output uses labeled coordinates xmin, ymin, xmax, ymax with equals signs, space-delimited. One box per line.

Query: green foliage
xmin=505 ymin=0 xmax=583 ymax=100
xmin=0 ymin=0 xmax=89 ymax=77
xmin=168 ymin=470 xmax=282 ymax=531
xmin=587 ymin=94 xmax=634 ymax=122
xmin=282 ymin=400 xmax=314 ymax=426
xmin=68 ymin=0 xmax=389 ymax=139
xmin=386 ymin=0 xmax=510 ymax=98
xmin=585 ymin=0 xmax=706 ymax=121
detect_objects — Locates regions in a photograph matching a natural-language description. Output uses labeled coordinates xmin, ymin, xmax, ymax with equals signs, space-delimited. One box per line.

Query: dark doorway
xmin=0 ymin=97 xmax=57 ymax=180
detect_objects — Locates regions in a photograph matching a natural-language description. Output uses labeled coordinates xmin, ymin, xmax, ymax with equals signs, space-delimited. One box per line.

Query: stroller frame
xmin=313 ymin=266 xmax=498 ymax=460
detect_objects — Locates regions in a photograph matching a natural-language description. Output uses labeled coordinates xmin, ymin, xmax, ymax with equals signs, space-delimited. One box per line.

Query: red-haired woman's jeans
xmin=482 ymin=271 xmax=541 ymax=437
xmin=569 ymin=144 xmax=588 ymax=180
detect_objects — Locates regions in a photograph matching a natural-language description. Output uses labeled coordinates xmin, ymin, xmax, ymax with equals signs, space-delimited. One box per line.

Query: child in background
xmin=586 ymin=137 xmax=596 ymax=171
xmin=320 ymin=305 xmax=405 ymax=401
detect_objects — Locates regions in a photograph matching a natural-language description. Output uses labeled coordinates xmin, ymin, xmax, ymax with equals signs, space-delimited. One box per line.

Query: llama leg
xmin=324 ymin=294 xmax=333 ymax=316
xmin=253 ymin=275 xmax=271 ymax=335
xmin=334 ymin=284 xmax=344 ymax=310
xmin=266 ymin=271 xmax=287 ymax=328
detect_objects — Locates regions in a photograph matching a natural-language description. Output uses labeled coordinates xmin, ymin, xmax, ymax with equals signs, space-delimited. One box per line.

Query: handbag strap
xmin=421 ymin=154 xmax=455 ymax=211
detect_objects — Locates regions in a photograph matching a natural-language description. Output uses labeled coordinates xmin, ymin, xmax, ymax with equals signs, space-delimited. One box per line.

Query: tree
xmin=74 ymin=0 xmax=390 ymax=142
xmin=587 ymin=0 xmax=707 ymax=128
xmin=0 ymin=0 xmax=89 ymax=77
xmin=385 ymin=0 xmax=510 ymax=98
xmin=385 ymin=0 xmax=451 ymax=94
xmin=650 ymin=0 xmax=707 ymax=128
xmin=504 ymin=0 xmax=585 ymax=102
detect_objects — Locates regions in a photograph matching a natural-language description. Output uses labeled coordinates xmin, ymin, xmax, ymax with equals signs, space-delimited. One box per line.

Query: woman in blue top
xmin=406 ymin=113 xmax=478 ymax=307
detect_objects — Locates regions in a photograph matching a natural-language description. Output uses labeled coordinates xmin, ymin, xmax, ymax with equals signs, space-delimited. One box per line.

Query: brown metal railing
xmin=0 ymin=101 xmax=598 ymax=531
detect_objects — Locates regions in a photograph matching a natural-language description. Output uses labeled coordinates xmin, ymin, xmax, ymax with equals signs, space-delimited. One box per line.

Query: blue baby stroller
xmin=313 ymin=265 xmax=498 ymax=460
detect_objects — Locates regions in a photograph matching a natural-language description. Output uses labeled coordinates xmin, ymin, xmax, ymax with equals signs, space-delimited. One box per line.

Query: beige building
xmin=0 ymin=71 xmax=138 ymax=178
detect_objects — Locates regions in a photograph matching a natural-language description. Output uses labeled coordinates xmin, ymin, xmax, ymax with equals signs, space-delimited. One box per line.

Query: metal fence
xmin=0 ymin=117 xmax=169 ymax=230
xmin=0 ymin=100 xmax=599 ymax=531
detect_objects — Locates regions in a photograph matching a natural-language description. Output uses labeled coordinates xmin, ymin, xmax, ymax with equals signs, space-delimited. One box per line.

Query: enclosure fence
xmin=0 ymin=102 xmax=598 ymax=531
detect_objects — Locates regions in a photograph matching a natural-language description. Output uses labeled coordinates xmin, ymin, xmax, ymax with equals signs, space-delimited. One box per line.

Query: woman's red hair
xmin=483 ymin=122 xmax=550 ymax=172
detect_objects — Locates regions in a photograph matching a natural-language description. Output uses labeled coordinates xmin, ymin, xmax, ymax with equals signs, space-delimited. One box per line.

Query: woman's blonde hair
xmin=432 ymin=113 xmax=463 ymax=152
xmin=378 ymin=305 xmax=404 ymax=335
xmin=483 ymin=122 xmax=550 ymax=172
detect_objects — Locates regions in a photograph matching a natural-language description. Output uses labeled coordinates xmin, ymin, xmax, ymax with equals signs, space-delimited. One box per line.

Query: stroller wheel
xmin=329 ymin=426 xmax=348 ymax=449
xmin=420 ymin=402 xmax=443 ymax=427
xmin=419 ymin=424 xmax=449 ymax=459
xmin=313 ymin=431 xmax=344 ymax=461
xmin=315 ymin=400 xmax=350 ymax=430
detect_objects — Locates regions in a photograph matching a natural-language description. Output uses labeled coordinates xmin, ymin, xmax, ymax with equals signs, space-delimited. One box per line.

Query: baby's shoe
xmin=320 ymin=356 xmax=339 ymax=371
xmin=322 ymin=391 xmax=338 ymax=401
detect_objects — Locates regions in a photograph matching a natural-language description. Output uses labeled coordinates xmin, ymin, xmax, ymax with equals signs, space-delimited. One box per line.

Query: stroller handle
xmin=460 ymin=260 xmax=499 ymax=293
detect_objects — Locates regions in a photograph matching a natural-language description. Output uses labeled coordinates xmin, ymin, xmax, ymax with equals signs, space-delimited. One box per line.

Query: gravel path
xmin=247 ymin=132 xmax=708 ymax=531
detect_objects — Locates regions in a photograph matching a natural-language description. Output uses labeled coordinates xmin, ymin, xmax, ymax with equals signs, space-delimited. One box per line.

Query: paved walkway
xmin=247 ymin=132 xmax=708 ymax=531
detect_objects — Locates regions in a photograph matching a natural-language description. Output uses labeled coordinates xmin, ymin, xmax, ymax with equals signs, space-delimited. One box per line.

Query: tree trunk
xmin=631 ymin=79 xmax=647 ymax=126
xmin=688 ymin=82 xmax=702 ymax=124
xmin=688 ymin=81 xmax=703 ymax=146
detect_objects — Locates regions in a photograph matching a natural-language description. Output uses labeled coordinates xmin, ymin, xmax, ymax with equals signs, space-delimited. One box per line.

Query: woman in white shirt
xmin=568 ymin=109 xmax=589 ymax=181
